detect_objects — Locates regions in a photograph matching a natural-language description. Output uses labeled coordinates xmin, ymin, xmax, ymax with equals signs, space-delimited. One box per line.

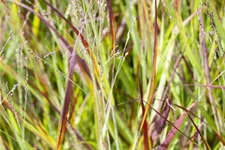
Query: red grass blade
xmin=56 ymin=52 xmax=77 ymax=150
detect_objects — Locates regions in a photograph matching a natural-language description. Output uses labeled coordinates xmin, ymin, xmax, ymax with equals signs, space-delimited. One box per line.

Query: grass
xmin=0 ymin=0 xmax=225 ymax=149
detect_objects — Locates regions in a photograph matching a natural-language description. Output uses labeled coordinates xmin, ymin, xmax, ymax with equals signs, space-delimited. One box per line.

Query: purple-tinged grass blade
xmin=151 ymin=101 xmax=170 ymax=145
xmin=171 ymin=103 xmax=225 ymax=147
xmin=141 ymin=101 xmax=199 ymax=149
xmin=183 ymin=124 xmax=202 ymax=149
xmin=150 ymin=103 xmax=200 ymax=149
xmin=158 ymin=113 xmax=187 ymax=150
xmin=187 ymin=113 xmax=211 ymax=149
xmin=57 ymin=52 xmax=76 ymax=150
xmin=198 ymin=7 xmax=221 ymax=134
xmin=156 ymin=103 xmax=203 ymax=150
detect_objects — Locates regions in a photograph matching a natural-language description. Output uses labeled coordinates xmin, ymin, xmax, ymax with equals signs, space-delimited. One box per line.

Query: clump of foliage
xmin=0 ymin=0 xmax=225 ymax=149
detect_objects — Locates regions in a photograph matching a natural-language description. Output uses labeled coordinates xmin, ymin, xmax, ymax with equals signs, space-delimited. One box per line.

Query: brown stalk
xmin=138 ymin=64 xmax=149 ymax=150
xmin=140 ymin=0 xmax=158 ymax=131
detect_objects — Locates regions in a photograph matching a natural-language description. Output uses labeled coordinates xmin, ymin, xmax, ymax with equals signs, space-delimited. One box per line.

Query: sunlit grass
xmin=0 ymin=0 xmax=225 ymax=149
